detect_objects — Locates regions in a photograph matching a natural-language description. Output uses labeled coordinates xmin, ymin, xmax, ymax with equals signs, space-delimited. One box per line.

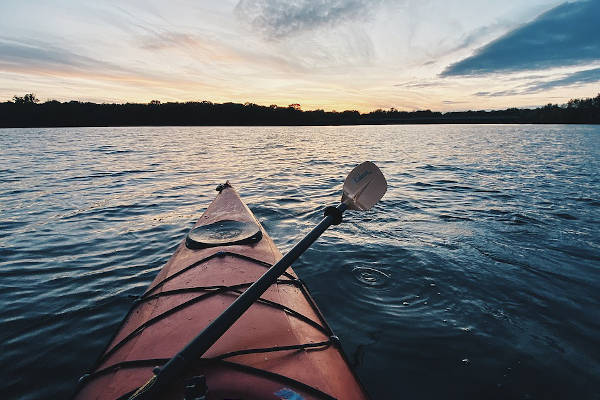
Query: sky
xmin=0 ymin=0 xmax=599 ymax=112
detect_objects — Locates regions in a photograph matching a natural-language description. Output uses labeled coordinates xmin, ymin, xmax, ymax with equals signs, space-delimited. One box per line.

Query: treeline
xmin=1 ymin=93 xmax=598 ymax=127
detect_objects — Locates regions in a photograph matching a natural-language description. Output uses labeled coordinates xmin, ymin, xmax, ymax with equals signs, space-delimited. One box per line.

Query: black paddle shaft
xmin=136 ymin=202 xmax=347 ymax=399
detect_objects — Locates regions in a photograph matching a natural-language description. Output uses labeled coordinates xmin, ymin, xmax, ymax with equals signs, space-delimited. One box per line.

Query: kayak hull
xmin=74 ymin=185 xmax=368 ymax=400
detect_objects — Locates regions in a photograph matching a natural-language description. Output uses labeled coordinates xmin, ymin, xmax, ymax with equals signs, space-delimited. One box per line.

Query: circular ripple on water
xmin=351 ymin=266 xmax=392 ymax=288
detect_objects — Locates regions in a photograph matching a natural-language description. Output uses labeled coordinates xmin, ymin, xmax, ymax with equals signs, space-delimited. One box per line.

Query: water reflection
xmin=0 ymin=125 xmax=599 ymax=400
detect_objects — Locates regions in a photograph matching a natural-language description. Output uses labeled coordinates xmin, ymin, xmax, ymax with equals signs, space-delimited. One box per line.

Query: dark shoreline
xmin=1 ymin=93 xmax=598 ymax=128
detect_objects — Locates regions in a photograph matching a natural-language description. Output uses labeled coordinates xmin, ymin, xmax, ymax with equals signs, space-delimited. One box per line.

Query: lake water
xmin=1 ymin=125 xmax=599 ymax=399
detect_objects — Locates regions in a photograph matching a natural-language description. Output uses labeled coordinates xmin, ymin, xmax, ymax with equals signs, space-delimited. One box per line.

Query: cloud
xmin=0 ymin=38 xmax=108 ymax=71
xmin=234 ymin=0 xmax=385 ymax=37
xmin=139 ymin=32 xmax=200 ymax=51
xmin=473 ymin=67 xmax=600 ymax=96
xmin=442 ymin=100 xmax=467 ymax=104
xmin=473 ymin=90 xmax=520 ymax=97
xmin=394 ymin=79 xmax=453 ymax=88
xmin=525 ymin=66 xmax=600 ymax=92
xmin=0 ymin=37 xmax=207 ymax=89
xmin=394 ymin=81 xmax=438 ymax=88
xmin=442 ymin=0 xmax=600 ymax=76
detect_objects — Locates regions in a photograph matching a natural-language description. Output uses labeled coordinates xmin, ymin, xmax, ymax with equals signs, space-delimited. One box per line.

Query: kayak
xmin=73 ymin=183 xmax=369 ymax=400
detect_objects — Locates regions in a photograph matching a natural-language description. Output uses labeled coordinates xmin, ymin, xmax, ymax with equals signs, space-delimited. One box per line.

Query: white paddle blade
xmin=342 ymin=161 xmax=387 ymax=210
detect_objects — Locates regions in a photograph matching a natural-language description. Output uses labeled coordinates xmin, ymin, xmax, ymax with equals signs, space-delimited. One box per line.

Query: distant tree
xmin=1 ymin=93 xmax=598 ymax=127
xmin=13 ymin=93 xmax=39 ymax=104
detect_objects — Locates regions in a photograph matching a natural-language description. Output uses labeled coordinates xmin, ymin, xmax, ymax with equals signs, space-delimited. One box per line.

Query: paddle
xmin=129 ymin=161 xmax=387 ymax=400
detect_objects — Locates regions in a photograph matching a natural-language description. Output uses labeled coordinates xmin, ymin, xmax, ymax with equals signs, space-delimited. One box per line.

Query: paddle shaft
xmin=136 ymin=202 xmax=347 ymax=399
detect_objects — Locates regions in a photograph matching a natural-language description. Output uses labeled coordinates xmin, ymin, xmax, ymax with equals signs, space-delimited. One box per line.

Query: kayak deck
xmin=74 ymin=184 xmax=368 ymax=400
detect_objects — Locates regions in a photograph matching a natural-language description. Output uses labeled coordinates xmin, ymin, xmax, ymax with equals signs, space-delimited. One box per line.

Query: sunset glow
xmin=1 ymin=0 xmax=599 ymax=112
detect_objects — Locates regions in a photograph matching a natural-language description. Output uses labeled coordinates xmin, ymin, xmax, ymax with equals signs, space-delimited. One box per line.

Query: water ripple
xmin=351 ymin=266 xmax=392 ymax=287
xmin=0 ymin=125 xmax=599 ymax=400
